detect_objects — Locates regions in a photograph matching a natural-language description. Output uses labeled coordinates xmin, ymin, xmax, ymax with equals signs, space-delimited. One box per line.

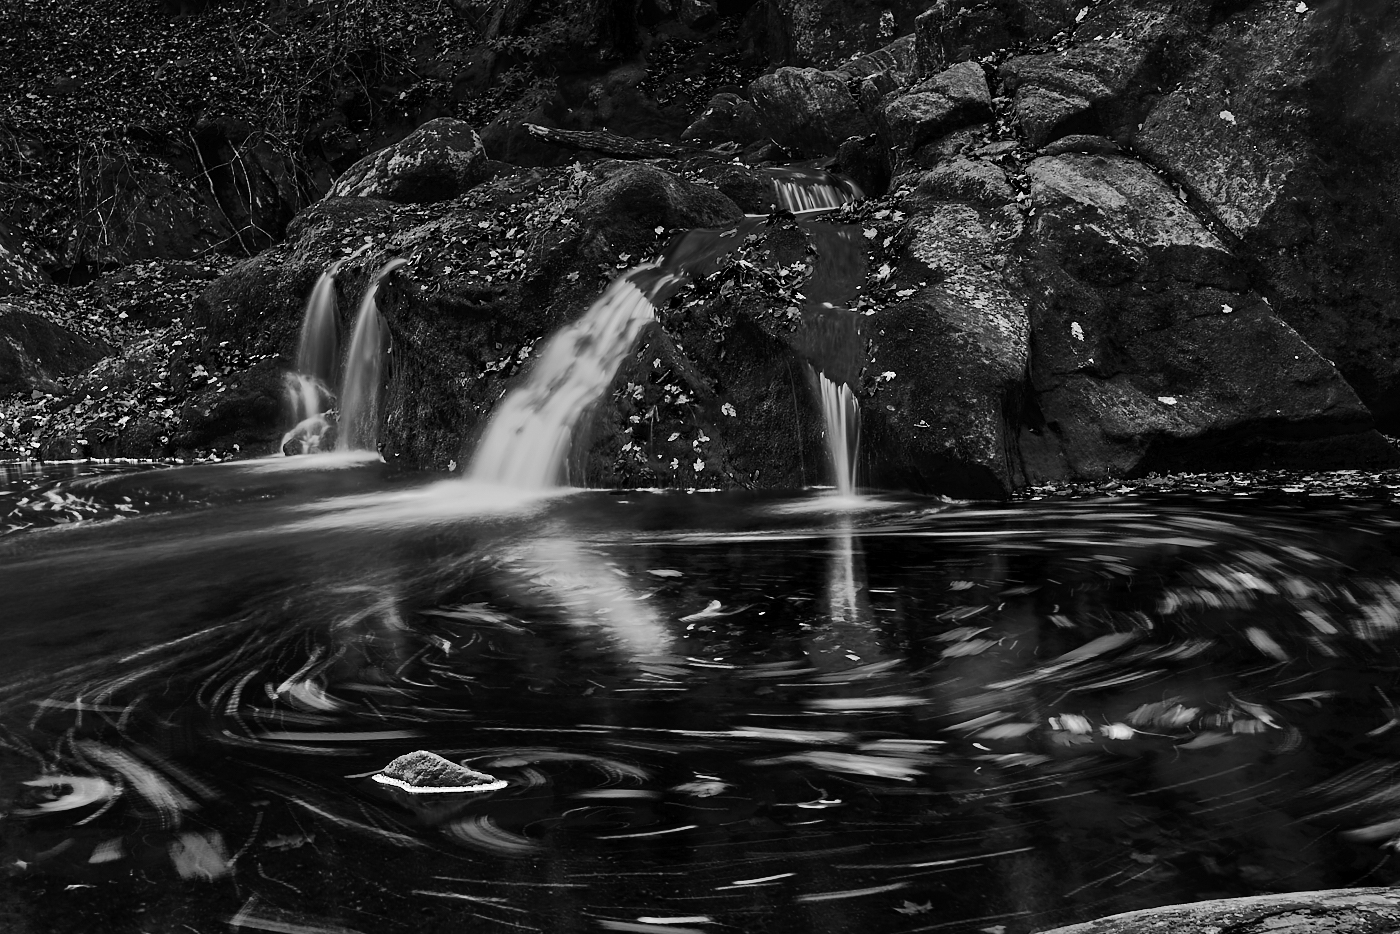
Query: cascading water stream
xmin=469 ymin=268 xmax=682 ymax=487
xmin=468 ymin=164 xmax=863 ymax=490
xmin=817 ymin=372 xmax=861 ymax=497
xmin=281 ymin=271 xmax=339 ymax=455
xmin=337 ymin=258 xmax=407 ymax=453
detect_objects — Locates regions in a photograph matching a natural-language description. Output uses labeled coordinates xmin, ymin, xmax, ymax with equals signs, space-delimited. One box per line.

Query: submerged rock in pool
xmin=372 ymin=751 xmax=507 ymax=795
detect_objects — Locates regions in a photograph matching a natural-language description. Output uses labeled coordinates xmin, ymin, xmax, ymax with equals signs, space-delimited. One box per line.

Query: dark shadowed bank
xmin=2 ymin=0 xmax=1400 ymax=501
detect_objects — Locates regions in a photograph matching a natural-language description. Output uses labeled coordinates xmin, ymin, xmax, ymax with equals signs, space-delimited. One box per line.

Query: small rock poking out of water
xmin=372 ymin=751 xmax=507 ymax=794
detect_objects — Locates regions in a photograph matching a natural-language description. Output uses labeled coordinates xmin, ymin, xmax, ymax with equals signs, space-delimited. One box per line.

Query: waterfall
xmin=469 ymin=268 xmax=679 ymax=487
xmin=467 ymin=164 xmax=863 ymax=491
xmin=768 ymin=165 xmax=863 ymax=213
xmin=817 ymin=372 xmax=860 ymax=496
xmin=337 ymin=259 xmax=407 ymax=453
xmin=282 ymin=272 xmax=339 ymax=455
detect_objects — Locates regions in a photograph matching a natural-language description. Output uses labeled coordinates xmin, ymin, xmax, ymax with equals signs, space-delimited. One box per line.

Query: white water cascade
xmin=337 ymin=258 xmax=407 ymax=453
xmin=817 ymin=372 xmax=860 ymax=497
xmin=467 ymin=163 xmax=861 ymax=491
xmin=469 ymin=269 xmax=679 ymax=487
xmin=282 ymin=272 xmax=340 ymax=455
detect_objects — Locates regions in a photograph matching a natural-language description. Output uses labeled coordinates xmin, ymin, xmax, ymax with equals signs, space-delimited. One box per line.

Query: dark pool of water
xmin=3 ymin=458 xmax=1400 ymax=934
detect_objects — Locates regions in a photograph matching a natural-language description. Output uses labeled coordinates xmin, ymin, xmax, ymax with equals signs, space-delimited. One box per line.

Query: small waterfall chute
xmin=467 ymin=162 xmax=863 ymax=492
xmin=767 ymin=164 xmax=863 ymax=214
xmin=337 ymin=258 xmax=407 ymax=453
xmin=817 ymin=371 xmax=861 ymax=497
xmin=469 ymin=267 xmax=681 ymax=488
xmin=282 ymin=271 xmax=340 ymax=456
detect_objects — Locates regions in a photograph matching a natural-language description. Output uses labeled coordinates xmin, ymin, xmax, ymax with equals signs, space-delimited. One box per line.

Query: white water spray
xmin=470 ymin=269 xmax=677 ymax=488
xmin=818 ymin=372 xmax=860 ymax=496
xmin=338 ymin=259 xmax=407 ymax=453
xmin=282 ymin=272 xmax=340 ymax=455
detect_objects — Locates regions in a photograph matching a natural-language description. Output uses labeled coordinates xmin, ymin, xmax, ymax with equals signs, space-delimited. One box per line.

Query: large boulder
xmin=191 ymin=120 xmax=305 ymax=253
xmin=834 ymin=33 xmax=918 ymax=82
xmin=1134 ymin=1 xmax=1400 ymax=432
xmin=62 ymin=153 xmax=234 ymax=271
xmin=576 ymin=163 xmax=744 ymax=262
xmin=0 ymin=303 xmax=110 ymax=397
xmin=914 ymin=0 xmax=1079 ymax=78
xmin=863 ymin=203 xmax=1031 ymax=498
xmin=327 ymin=118 xmax=490 ymax=204
xmin=749 ymin=67 xmax=872 ymax=156
xmin=1018 ymin=153 xmax=1396 ymax=481
xmin=999 ymin=9 xmax=1175 ymax=148
xmin=681 ymin=93 xmax=769 ymax=148
xmin=761 ymin=0 xmax=932 ymax=67
xmin=877 ymin=60 xmax=992 ymax=158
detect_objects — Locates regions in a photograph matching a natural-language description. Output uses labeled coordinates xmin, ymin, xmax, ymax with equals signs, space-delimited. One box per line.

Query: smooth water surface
xmin=3 ymin=461 xmax=1400 ymax=934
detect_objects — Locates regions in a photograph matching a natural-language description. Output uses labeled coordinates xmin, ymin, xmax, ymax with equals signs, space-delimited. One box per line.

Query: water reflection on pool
xmin=2 ymin=459 xmax=1400 ymax=934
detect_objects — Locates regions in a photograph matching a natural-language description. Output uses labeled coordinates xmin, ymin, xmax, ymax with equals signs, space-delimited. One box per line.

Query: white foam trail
xmin=817 ymin=372 xmax=860 ymax=496
xmin=469 ymin=270 xmax=665 ymax=488
xmin=337 ymin=259 xmax=407 ymax=452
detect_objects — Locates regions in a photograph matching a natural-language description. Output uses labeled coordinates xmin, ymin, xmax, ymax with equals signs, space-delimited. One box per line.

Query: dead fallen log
xmin=1035 ymin=886 xmax=1400 ymax=933
xmin=522 ymin=124 xmax=698 ymax=159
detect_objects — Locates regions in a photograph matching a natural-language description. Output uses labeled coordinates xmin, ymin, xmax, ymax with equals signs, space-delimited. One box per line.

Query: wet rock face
xmin=749 ymin=67 xmax=872 ymax=156
xmin=864 ymin=203 xmax=1030 ymax=498
xmin=327 ymin=118 xmax=490 ymax=205
xmin=1018 ymin=153 xmax=1396 ymax=481
xmin=1132 ymin=0 xmax=1400 ymax=433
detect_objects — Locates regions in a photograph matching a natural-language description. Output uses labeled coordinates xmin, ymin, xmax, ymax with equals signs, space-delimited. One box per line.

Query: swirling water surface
xmin=4 ymin=459 xmax=1400 ymax=934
